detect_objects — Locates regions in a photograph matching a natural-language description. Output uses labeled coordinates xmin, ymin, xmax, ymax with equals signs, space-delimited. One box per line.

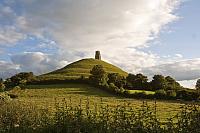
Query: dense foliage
xmin=89 ymin=65 xmax=107 ymax=86
xmin=0 ymin=78 xmax=5 ymax=92
xmin=89 ymin=65 xmax=200 ymax=101
xmin=196 ymin=79 xmax=200 ymax=93
xmin=0 ymin=98 xmax=199 ymax=133
xmin=126 ymin=73 xmax=148 ymax=90
xmin=3 ymin=72 xmax=35 ymax=90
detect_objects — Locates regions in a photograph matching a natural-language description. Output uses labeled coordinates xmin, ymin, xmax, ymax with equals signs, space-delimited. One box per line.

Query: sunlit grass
xmin=9 ymin=83 xmax=189 ymax=122
xmin=127 ymin=90 xmax=155 ymax=95
xmin=39 ymin=58 xmax=128 ymax=80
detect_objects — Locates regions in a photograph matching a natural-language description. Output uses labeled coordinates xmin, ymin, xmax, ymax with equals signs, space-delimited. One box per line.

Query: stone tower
xmin=95 ymin=51 xmax=101 ymax=60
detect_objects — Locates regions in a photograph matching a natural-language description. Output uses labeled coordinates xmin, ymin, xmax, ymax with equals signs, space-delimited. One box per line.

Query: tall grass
xmin=0 ymin=98 xmax=199 ymax=133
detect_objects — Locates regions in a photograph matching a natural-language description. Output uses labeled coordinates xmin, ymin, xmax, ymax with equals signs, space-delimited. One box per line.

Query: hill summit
xmin=39 ymin=52 xmax=128 ymax=80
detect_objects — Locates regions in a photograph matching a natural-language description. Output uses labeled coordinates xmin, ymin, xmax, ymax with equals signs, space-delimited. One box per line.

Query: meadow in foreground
xmin=8 ymin=84 xmax=196 ymax=121
xmin=0 ymin=87 xmax=200 ymax=133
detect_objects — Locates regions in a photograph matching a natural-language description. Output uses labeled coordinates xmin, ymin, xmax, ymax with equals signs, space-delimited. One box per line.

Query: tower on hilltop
xmin=95 ymin=51 xmax=101 ymax=60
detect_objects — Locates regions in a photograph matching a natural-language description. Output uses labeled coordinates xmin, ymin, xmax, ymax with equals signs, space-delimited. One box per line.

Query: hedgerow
xmin=0 ymin=98 xmax=199 ymax=133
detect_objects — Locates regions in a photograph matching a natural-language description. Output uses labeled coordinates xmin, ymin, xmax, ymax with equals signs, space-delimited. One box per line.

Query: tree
xmin=196 ymin=79 xmax=200 ymax=92
xmin=126 ymin=73 xmax=148 ymax=90
xmin=108 ymin=73 xmax=119 ymax=84
xmin=126 ymin=74 xmax=136 ymax=88
xmin=155 ymin=89 xmax=167 ymax=99
xmin=4 ymin=72 xmax=34 ymax=89
xmin=134 ymin=74 xmax=148 ymax=90
xmin=108 ymin=83 xmax=119 ymax=92
xmin=108 ymin=73 xmax=126 ymax=88
xmin=89 ymin=65 xmax=107 ymax=86
xmin=151 ymin=75 xmax=167 ymax=91
xmin=165 ymin=76 xmax=181 ymax=90
xmin=115 ymin=76 xmax=126 ymax=88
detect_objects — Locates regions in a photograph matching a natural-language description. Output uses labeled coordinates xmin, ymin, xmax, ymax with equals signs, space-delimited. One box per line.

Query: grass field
xmin=127 ymin=90 xmax=155 ymax=95
xmin=39 ymin=58 xmax=128 ymax=80
xmin=8 ymin=83 xmax=189 ymax=122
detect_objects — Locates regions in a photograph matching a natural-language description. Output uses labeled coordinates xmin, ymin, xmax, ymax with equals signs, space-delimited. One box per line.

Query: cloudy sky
xmin=0 ymin=0 xmax=199 ymax=88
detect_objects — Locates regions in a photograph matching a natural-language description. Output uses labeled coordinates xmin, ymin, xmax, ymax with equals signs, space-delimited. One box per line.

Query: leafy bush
xmin=108 ymin=73 xmax=126 ymax=88
xmin=167 ymin=90 xmax=176 ymax=99
xmin=6 ymin=86 xmax=22 ymax=99
xmin=0 ymin=98 xmax=200 ymax=132
xmin=7 ymin=93 xmax=18 ymax=99
xmin=89 ymin=65 xmax=108 ymax=86
xmin=176 ymin=90 xmax=199 ymax=101
xmin=155 ymin=89 xmax=167 ymax=99
xmin=133 ymin=92 xmax=147 ymax=99
xmin=0 ymin=93 xmax=11 ymax=104
xmin=0 ymin=83 xmax=5 ymax=92
xmin=4 ymin=72 xmax=35 ymax=89
xmin=126 ymin=73 xmax=148 ymax=90
xmin=0 ymin=101 xmax=50 ymax=132
xmin=108 ymin=83 xmax=119 ymax=93
xmin=119 ymin=87 xmax=125 ymax=93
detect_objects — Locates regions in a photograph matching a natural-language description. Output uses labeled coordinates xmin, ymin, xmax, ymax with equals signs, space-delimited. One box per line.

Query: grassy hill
xmin=39 ymin=58 xmax=128 ymax=80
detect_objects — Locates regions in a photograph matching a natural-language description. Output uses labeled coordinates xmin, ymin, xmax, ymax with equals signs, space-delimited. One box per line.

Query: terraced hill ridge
xmin=39 ymin=58 xmax=128 ymax=80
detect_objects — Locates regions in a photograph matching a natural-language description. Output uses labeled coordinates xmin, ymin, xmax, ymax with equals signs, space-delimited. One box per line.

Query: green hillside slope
xmin=39 ymin=58 xmax=128 ymax=80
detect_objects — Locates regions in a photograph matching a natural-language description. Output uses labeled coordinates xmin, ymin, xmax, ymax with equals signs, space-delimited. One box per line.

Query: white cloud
xmin=142 ymin=58 xmax=200 ymax=81
xmin=16 ymin=0 xmax=180 ymax=51
xmin=0 ymin=26 xmax=25 ymax=45
xmin=0 ymin=3 xmax=26 ymax=46
xmin=175 ymin=54 xmax=183 ymax=58
xmin=178 ymin=79 xmax=198 ymax=89
xmin=11 ymin=0 xmax=180 ymax=73
xmin=0 ymin=0 xmax=186 ymax=81
xmin=101 ymin=48 xmax=158 ymax=74
xmin=0 ymin=5 xmax=15 ymax=24
xmin=0 ymin=60 xmax=19 ymax=72
xmin=0 ymin=60 xmax=19 ymax=79
xmin=10 ymin=52 xmax=68 ymax=75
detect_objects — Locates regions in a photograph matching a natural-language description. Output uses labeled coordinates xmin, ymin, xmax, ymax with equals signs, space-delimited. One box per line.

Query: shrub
xmin=108 ymin=83 xmax=119 ymax=93
xmin=13 ymin=86 xmax=22 ymax=90
xmin=176 ymin=90 xmax=199 ymax=101
xmin=0 ymin=83 xmax=5 ymax=92
xmin=167 ymin=90 xmax=176 ymax=99
xmin=155 ymin=89 xmax=167 ymax=99
xmin=0 ymin=98 xmax=200 ymax=132
xmin=133 ymin=92 xmax=147 ymax=99
xmin=102 ymin=82 xmax=109 ymax=90
xmin=0 ymin=93 xmax=11 ymax=104
xmin=0 ymin=101 xmax=50 ymax=132
xmin=123 ymin=90 xmax=131 ymax=97
xmin=7 ymin=93 xmax=18 ymax=99
xmin=119 ymin=87 xmax=125 ymax=93
xmin=4 ymin=72 xmax=35 ymax=89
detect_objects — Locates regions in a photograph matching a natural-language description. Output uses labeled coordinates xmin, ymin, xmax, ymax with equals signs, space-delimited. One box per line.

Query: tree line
xmin=89 ymin=65 xmax=200 ymax=101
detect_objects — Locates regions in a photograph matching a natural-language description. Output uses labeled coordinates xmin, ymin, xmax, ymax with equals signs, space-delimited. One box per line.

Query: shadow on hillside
xmin=26 ymin=84 xmax=90 ymax=89
xmin=64 ymin=91 xmax=115 ymax=98
xmin=26 ymin=84 xmax=118 ymax=98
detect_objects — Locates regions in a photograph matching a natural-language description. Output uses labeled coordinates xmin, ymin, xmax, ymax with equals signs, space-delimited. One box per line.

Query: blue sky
xmin=145 ymin=0 xmax=200 ymax=59
xmin=0 ymin=0 xmax=200 ymax=88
